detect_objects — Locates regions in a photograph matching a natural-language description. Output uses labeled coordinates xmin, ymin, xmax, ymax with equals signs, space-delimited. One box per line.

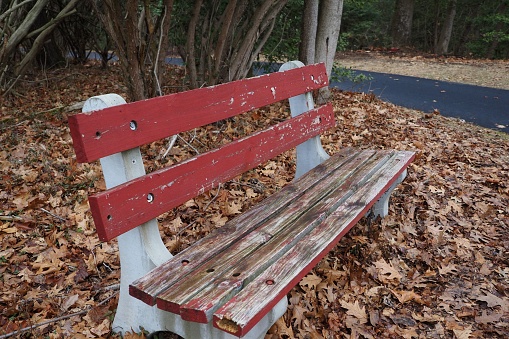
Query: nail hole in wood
xmin=206 ymin=268 xmax=215 ymax=273
xmin=130 ymin=120 xmax=138 ymax=131
xmin=266 ymin=279 xmax=274 ymax=285
xmin=181 ymin=260 xmax=189 ymax=266
xmin=232 ymin=273 xmax=240 ymax=277
xmin=147 ymin=193 xmax=154 ymax=203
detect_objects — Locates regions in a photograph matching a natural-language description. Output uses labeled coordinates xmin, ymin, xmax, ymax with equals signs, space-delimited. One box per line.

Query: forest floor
xmin=0 ymin=54 xmax=508 ymax=339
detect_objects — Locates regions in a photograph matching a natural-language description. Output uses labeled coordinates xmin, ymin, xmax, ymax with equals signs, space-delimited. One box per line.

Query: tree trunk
xmin=186 ymin=0 xmax=203 ymax=89
xmin=0 ymin=0 xmax=49 ymax=63
xmin=391 ymin=0 xmax=414 ymax=47
xmin=183 ymin=0 xmax=287 ymax=88
xmin=212 ymin=0 xmax=238 ymax=83
xmin=314 ymin=0 xmax=344 ymax=103
xmin=0 ymin=0 xmax=82 ymax=94
xmin=486 ymin=3 xmax=507 ymax=59
xmin=229 ymin=0 xmax=286 ymax=81
xmin=299 ymin=0 xmax=319 ymax=65
xmin=435 ymin=0 xmax=457 ymax=55
xmin=91 ymin=0 xmax=174 ymax=101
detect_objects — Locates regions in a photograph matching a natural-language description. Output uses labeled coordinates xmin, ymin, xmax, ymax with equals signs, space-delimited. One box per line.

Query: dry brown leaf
xmin=61 ymin=294 xmax=79 ymax=311
xmin=474 ymin=310 xmax=503 ymax=324
xmin=453 ymin=326 xmax=472 ymax=339
xmin=211 ymin=213 xmax=228 ymax=227
xmin=266 ymin=316 xmax=294 ymax=338
xmin=438 ymin=263 xmax=458 ymax=275
xmin=412 ymin=311 xmax=444 ymax=323
xmin=373 ymin=259 xmax=402 ymax=283
xmin=474 ymin=291 xmax=508 ymax=308
xmin=391 ymin=289 xmax=425 ymax=304
xmin=340 ymin=300 xmax=368 ymax=324
xmin=299 ymin=273 xmax=322 ymax=291
xmin=226 ymin=201 xmax=243 ymax=215
xmin=291 ymin=304 xmax=307 ymax=329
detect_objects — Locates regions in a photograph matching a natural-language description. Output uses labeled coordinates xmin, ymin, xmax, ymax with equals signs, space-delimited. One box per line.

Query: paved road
xmin=332 ymin=70 xmax=509 ymax=134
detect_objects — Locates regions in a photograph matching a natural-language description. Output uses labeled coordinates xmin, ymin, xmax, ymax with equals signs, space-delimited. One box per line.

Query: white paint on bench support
xmin=370 ymin=169 xmax=408 ymax=218
xmin=279 ymin=61 xmax=330 ymax=179
xmin=83 ymin=94 xmax=287 ymax=338
xmin=83 ymin=94 xmax=172 ymax=333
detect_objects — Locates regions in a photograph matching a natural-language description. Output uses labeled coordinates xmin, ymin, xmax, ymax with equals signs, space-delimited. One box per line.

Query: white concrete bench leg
xmin=370 ymin=169 xmax=407 ymax=218
xmin=113 ymin=232 xmax=287 ymax=338
xmin=112 ymin=228 xmax=171 ymax=333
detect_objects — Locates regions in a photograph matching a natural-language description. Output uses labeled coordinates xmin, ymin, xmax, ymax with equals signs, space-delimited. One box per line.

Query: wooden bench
xmin=68 ymin=61 xmax=415 ymax=338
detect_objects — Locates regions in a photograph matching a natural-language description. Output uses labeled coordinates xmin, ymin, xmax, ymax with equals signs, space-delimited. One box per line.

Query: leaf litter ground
xmin=0 ymin=63 xmax=508 ymax=338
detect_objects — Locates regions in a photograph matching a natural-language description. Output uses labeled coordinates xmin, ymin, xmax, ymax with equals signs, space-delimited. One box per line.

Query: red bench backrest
xmin=68 ymin=63 xmax=334 ymax=241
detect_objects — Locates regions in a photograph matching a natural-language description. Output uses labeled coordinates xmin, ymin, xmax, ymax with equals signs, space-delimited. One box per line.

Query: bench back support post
xmin=83 ymin=95 xmax=173 ymax=333
xmin=280 ymin=61 xmax=330 ymax=179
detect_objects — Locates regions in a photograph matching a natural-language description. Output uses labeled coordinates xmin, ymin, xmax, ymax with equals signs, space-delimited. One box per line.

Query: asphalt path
xmin=331 ymin=70 xmax=509 ymax=134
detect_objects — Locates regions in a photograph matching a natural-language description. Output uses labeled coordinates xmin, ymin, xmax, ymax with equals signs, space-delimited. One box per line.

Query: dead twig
xmin=178 ymin=135 xmax=200 ymax=155
xmin=32 ymin=101 xmax=85 ymax=116
xmin=0 ymin=215 xmax=23 ymax=221
xmin=102 ymin=283 xmax=120 ymax=291
xmin=40 ymin=208 xmax=67 ymax=222
xmin=202 ymin=184 xmax=222 ymax=212
xmin=162 ymin=134 xmax=178 ymax=158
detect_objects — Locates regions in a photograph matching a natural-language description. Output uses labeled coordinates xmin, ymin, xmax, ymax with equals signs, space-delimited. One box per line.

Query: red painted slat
xmin=68 ymin=63 xmax=329 ymax=163
xmin=89 ymin=105 xmax=334 ymax=241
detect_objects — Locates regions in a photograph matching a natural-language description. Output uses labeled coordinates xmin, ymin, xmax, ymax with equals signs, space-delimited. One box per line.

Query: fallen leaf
xmin=475 ymin=291 xmax=508 ymax=308
xmin=61 ymin=294 xmax=79 ymax=311
xmin=340 ymin=300 xmax=368 ymax=324
xmin=226 ymin=201 xmax=243 ymax=215
xmin=299 ymin=273 xmax=322 ymax=291
xmin=90 ymin=318 xmax=110 ymax=336
xmin=211 ymin=214 xmax=228 ymax=227
xmin=391 ymin=289 xmax=425 ymax=304
xmin=474 ymin=310 xmax=503 ymax=324
xmin=453 ymin=326 xmax=472 ymax=339
xmin=438 ymin=263 xmax=458 ymax=275
xmin=374 ymin=259 xmax=402 ymax=283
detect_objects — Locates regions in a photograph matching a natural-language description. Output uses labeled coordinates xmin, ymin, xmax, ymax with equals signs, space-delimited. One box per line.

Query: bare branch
xmin=0 ymin=0 xmax=49 ymax=61
xmin=0 ymin=0 xmax=36 ymax=22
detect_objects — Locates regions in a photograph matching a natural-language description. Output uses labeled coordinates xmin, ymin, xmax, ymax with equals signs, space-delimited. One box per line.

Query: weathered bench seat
xmin=130 ymin=148 xmax=412 ymax=337
xmin=68 ymin=61 xmax=414 ymax=338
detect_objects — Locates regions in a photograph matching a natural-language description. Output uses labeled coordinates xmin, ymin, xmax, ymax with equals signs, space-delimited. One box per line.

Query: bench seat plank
xmin=155 ymin=150 xmax=393 ymax=320
xmin=68 ymin=63 xmax=328 ymax=163
xmin=130 ymin=149 xmax=415 ymax=333
xmin=212 ymin=150 xmax=415 ymax=337
xmin=89 ymin=105 xmax=334 ymax=241
xmin=129 ymin=147 xmax=371 ymax=305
